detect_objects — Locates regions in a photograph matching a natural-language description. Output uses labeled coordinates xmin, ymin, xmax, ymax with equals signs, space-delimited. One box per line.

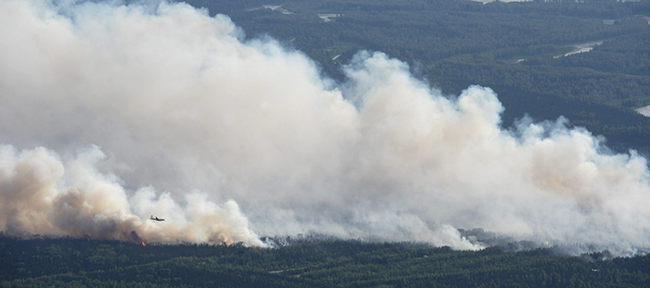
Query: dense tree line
xmin=1 ymin=236 xmax=649 ymax=287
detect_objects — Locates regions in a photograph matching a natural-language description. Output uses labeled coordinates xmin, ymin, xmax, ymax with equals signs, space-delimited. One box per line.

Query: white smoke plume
xmin=1 ymin=0 xmax=650 ymax=255
xmin=0 ymin=145 xmax=264 ymax=246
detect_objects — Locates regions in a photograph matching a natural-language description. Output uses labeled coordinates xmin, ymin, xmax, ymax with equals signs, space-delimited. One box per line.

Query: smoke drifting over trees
xmin=1 ymin=0 xmax=649 ymax=255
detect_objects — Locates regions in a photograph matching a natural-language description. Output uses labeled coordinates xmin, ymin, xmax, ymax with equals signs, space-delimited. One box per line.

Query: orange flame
xmin=142 ymin=241 xmax=146 ymax=247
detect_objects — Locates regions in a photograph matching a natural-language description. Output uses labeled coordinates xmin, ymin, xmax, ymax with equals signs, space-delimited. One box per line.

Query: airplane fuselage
xmin=150 ymin=215 xmax=165 ymax=221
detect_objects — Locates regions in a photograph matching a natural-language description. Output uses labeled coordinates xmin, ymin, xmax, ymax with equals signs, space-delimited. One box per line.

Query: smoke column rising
xmin=1 ymin=0 xmax=650 ymax=254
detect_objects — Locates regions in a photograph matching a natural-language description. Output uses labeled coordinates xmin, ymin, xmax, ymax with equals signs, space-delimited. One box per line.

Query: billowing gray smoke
xmin=1 ymin=0 xmax=650 ymax=255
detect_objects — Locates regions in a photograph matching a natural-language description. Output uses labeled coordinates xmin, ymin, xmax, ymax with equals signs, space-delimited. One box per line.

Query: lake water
xmin=636 ymin=105 xmax=650 ymax=118
xmin=318 ymin=14 xmax=341 ymax=22
xmin=553 ymin=41 xmax=603 ymax=59
xmin=247 ymin=5 xmax=293 ymax=14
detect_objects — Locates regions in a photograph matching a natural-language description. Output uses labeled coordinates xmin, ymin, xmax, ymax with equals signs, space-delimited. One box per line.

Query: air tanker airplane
xmin=150 ymin=215 xmax=165 ymax=222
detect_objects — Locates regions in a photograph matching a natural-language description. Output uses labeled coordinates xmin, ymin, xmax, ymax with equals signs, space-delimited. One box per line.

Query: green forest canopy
xmin=1 ymin=236 xmax=650 ymax=287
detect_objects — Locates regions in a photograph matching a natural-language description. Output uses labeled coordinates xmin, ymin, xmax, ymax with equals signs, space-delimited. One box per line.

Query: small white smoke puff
xmin=1 ymin=0 xmax=650 ymax=255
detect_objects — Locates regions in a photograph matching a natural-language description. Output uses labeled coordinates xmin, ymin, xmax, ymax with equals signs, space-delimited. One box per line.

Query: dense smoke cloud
xmin=1 ymin=0 xmax=650 ymax=255
xmin=0 ymin=145 xmax=264 ymax=246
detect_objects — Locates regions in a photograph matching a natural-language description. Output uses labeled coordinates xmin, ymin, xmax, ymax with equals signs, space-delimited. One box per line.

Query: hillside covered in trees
xmin=179 ymin=0 xmax=650 ymax=153
xmin=1 ymin=236 xmax=650 ymax=287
